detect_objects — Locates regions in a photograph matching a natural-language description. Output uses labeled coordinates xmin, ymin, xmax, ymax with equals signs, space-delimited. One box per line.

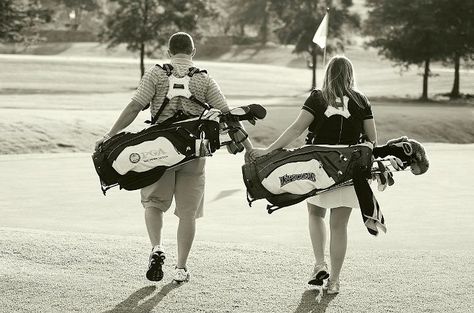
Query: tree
xmin=101 ymin=0 xmax=213 ymax=77
xmin=364 ymin=0 xmax=442 ymax=100
xmin=0 ymin=0 xmax=51 ymax=45
xmin=273 ymin=0 xmax=360 ymax=89
xmin=228 ymin=0 xmax=272 ymax=45
xmin=434 ymin=0 xmax=474 ymax=98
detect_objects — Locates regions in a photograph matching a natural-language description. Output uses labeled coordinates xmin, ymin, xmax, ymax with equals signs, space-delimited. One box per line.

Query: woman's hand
xmin=249 ymin=148 xmax=270 ymax=160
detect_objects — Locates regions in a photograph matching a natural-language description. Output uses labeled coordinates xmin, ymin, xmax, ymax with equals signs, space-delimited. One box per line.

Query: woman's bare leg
xmin=329 ymin=206 xmax=352 ymax=281
xmin=308 ymin=204 xmax=327 ymax=264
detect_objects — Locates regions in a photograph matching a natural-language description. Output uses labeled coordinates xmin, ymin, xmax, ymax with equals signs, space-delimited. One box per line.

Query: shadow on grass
xmin=103 ymin=282 xmax=182 ymax=313
xmin=294 ymin=290 xmax=337 ymax=313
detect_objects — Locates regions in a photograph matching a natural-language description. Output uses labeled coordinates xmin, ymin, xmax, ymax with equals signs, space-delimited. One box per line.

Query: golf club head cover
xmin=373 ymin=136 xmax=429 ymax=175
xmin=226 ymin=141 xmax=245 ymax=154
xmin=221 ymin=104 xmax=267 ymax=124
xmin=405 ymin=138 xmax=429 ymax=175
xmin=241 ymin=103 xmax=266 ymax=125
xmin=245 ymin=103 xmax=267 ymax=120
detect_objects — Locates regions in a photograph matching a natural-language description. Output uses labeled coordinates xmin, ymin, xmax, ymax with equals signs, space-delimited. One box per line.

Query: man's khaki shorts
xmin=140 ymin=158 xmax=205 ymax=219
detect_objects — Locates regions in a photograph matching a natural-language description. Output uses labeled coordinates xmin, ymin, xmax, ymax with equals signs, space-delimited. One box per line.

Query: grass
xmin=2 ymin=227 xmax=472 ymax=313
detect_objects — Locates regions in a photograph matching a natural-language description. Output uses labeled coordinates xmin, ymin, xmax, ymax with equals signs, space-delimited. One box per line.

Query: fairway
xmin=1 ymin=145 xmax=473 ymax=313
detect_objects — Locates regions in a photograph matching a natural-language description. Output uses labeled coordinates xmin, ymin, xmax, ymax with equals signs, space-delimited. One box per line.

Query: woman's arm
xmin=250 ymin=110 xmax=314 ymax=157
xmin=268 ymin=110 xmax=314 ymax=150
xmin=363 ymin=118 xmax=378 ymax=145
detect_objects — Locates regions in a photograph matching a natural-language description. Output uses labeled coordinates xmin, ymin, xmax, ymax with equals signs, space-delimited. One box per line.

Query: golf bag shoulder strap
xmin=187 ymin=66 xmax=211 ymax=110
xmin=187 ymin=67 xmax=207 ymax=77
xmin=145 ymin=63 xmax=173 ymax=124
xmin=147 ymin=65 xmax=211 ymax=125
xmin=146 ymin=63 xmax=183 ymax=124
xmin=142 ymin=64 xmax=174 ymax=112
xmin=155 ymin=63 xmax=174 ymax=76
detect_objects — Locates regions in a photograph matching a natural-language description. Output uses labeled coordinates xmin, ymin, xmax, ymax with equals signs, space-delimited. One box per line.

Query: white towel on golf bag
xmin=261 ymin=159 xmax=336 ymax=195
xmin=112 ymin=137 xmax=185 ymax=175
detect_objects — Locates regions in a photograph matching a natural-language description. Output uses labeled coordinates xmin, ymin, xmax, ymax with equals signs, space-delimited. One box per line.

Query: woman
xmin=250 ymin=56 xmax=377 ymax=294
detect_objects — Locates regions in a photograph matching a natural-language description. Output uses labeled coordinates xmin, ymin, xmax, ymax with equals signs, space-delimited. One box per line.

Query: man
xmin=95 ymin=32 xmax=253 ymax=282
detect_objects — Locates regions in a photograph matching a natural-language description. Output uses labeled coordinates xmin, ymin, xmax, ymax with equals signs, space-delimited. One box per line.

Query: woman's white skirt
xmin=306 ymin=185 xmax=359 ymax=209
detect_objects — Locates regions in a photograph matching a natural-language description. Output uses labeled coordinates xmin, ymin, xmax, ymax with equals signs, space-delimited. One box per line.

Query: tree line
xmin=1 ymin=0 xmax=473 ymax=99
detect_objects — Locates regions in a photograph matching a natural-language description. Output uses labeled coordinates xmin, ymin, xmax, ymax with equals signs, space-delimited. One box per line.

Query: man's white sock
xmin=152 ymin=245 xmax=164 ymax=253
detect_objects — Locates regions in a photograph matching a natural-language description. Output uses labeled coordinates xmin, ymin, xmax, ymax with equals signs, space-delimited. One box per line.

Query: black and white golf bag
xmin=242 ymin=138 xmax=429 ymax=236
xmin=92 ymin=118 xmax=220 ymax=193
xmin=242 ymin=143 xmax=374 ymax=211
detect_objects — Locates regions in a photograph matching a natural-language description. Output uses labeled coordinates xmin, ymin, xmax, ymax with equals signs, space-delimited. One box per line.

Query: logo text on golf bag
xmin=130 ymin=148 xmax=169 ymax=164
xmin=129 ymin=153 xmax=141 ymax=163
xmin=279 ymin=172 xmax=316 ymax=187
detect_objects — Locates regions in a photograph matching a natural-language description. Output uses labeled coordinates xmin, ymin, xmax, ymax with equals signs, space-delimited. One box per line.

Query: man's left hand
xmin=94 ymin=134 xmax=111 ymax=151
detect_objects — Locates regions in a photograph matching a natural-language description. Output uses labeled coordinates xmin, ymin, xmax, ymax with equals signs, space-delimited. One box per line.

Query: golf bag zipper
xmin=258 ymin=149 xmax=344 ymax=175
xmin=338 ymin=116 xmax=343 ymax=144
xmin=107 ymin=126 xmax=196 ymax=160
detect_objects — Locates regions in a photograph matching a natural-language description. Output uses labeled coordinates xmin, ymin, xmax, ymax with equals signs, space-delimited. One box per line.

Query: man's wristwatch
xmin=103 ymin=133 xmax=111 ymax=141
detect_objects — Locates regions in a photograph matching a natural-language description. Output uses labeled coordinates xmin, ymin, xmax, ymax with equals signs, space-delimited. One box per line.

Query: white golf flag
xmin=312 ymin=13 xmax=328 ymax=48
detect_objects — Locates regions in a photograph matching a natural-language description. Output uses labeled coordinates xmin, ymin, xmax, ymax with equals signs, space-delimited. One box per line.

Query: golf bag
xmin=242 ymin=143 xmax=373 ymax=210
xmin=242 ymin=137 xmax=429 ymax=236
xmin=92 ymin=103 xmax=267 ymax=194
xmin=93 ymin=118 xmax=220 ymax=193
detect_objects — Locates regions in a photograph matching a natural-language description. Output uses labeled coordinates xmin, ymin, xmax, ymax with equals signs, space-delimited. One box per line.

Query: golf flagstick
xmin=323 ymin=9 xmax=329 ymax=67
xmin=312 ymin=8 xmax=329 ymax=85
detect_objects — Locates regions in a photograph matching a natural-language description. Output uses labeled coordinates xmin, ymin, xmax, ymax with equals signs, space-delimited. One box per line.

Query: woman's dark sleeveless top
xmin=302 ymin=89 xmax=373 ymax=145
